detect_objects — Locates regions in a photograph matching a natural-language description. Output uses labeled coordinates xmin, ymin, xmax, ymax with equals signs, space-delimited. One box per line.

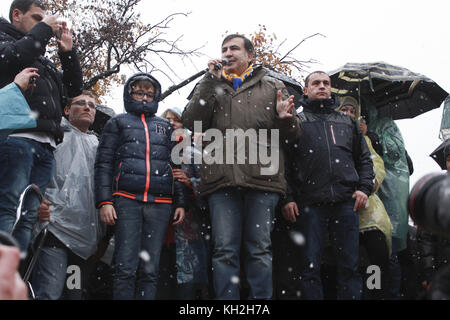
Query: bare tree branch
xmin=279 ymin=33 xmax=326 ymax=62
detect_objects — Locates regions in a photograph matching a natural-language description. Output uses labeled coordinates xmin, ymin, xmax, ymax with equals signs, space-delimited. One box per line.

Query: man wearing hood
xmin=94 ymin=73 xmax=186 ymax=300
xmin=281 ymin=71 xmax=374 ymax=300
xmin=0 ymin=0 xmax=83 ymax=252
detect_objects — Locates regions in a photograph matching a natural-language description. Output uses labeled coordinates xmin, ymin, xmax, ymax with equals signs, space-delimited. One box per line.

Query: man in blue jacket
xmin=0 ymin=0 xmax=83 ymax=252
xmin=94 ymin=73 xmax=186 ymax=300
xmin=281 ymin=71 xmax=374 ymax=300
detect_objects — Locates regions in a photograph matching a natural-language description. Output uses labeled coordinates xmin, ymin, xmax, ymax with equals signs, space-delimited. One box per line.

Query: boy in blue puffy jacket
xmin=94 ymin=73 xmax=186 ymax=300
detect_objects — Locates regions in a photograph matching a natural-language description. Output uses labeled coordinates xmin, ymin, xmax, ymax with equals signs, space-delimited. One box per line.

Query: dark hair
xmin=304 ymin=70 xmax=329 ymax=88
xmin=66 ymin=90 xmax=97 ymax=107
xmin=9 ymin=0 xmax=45 ymax=22
xmin=222 ymin=34 xmax=255 ymax=56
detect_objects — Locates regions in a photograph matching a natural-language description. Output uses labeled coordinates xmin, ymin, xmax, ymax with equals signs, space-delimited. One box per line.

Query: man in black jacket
xmin=281 ymin=71 xmax=374 ymax=300
xmin=0 ymin=0 xmax=83 ymax=252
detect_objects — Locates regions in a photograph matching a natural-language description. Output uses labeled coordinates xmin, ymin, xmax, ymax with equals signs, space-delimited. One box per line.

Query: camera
xmin=408 ymin=172 xmax=450 ymax=238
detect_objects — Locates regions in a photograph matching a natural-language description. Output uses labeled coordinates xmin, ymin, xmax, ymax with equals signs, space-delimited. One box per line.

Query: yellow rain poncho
xmin=359 ymin=136 xmax=393 ymax=255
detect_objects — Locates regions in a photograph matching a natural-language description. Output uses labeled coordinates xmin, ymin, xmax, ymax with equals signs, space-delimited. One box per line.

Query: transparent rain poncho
xmin=32 ymin=118 xmax=104 ymax=259
xmin=368 ymin=106 xmax=410 ymax=252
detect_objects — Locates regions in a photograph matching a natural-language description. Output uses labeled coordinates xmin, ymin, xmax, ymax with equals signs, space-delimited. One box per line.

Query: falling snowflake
xmin=230 ymin=276 xmax=240 ymax=284
xmin=289 ymin=231 xmax=305 ymax=246
xmin=139 ymin=250 xmax=150 ymax=262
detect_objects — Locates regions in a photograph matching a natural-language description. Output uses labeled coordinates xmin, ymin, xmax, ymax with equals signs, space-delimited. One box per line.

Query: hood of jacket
xmin=123 ymin=72 xmax=162 ymax=115
xmin=299 ymin=93 xmax=340 ymax=114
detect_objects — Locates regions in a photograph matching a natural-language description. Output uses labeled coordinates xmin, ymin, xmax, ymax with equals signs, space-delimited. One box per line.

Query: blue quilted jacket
xmin=94 ymin=73 xmax=186 ymax=208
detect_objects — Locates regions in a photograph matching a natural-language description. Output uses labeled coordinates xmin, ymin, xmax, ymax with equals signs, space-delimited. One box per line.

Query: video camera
xmin=408 ymin=172 xmax=450 ymax=238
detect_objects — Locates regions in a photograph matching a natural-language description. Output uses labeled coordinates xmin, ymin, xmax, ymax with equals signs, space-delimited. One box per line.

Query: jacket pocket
xmin=248 ymin=163 xmax=280 ymax=182
xmin=330 ymin=123 xmax=353 ymax=151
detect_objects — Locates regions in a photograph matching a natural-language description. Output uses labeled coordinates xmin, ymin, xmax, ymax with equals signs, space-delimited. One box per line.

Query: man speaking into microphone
xmin=182 ymin=34 xmax=301 ymax=300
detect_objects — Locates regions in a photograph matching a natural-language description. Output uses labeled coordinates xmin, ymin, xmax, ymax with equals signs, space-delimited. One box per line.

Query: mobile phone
xmin=56 ymin=28 xmax=62 ymax=40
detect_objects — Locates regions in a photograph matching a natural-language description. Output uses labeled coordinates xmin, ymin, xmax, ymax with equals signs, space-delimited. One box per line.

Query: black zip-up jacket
xmin=282 ymin=94 xmax=374 ymax=206
xmin=0 ymin=18 xmax=83 ymax=144
xmin=94 ymin=73 xmax=186 ymax=209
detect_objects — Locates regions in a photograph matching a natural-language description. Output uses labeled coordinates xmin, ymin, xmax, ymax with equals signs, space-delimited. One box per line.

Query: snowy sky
xmin=1 ymin=0 xmax=449 ymax=189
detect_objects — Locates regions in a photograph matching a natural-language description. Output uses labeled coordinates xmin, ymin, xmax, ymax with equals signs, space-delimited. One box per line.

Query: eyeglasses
xmin=71 ymin=100 xmax=96 ymax=109
xmin=131 ymin=91 xmax=155 ymax=99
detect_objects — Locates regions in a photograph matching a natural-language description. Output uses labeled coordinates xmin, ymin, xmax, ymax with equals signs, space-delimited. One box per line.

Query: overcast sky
xmin=1 ymin=0 xmax=449 ymax=188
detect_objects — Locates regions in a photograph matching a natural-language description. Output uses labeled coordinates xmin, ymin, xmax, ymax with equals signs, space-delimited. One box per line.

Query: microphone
xmin=213 ymin=58 xmax=229 ymax=71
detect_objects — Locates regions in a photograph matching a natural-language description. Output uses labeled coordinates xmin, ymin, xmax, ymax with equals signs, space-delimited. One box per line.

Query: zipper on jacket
xmin=141 ymin=114 xmax=151 ymax=202
xmin=169 ymin=165 xmax=175 ymax=196
xmin=330 ymin=124 xmax=337 ymax=145
xmin=323 ymin=122 xmax=336 ymax=200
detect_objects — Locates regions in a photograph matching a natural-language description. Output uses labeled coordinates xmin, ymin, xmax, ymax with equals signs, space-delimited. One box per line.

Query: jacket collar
xmin=299 ymin=93 xmax=340 ymax=114
xmin=0 ymin=18 xmax=24 ymax=40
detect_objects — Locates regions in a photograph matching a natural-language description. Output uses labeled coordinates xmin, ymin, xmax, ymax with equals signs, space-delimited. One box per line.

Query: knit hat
xmin=339 ymin=96 xmax=359 ymax=109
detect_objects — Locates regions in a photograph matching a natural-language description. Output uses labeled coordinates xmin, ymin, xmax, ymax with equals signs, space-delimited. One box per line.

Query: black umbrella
xmin=91 ymin=104 xmax=116 ymax=136
xmin=265 ymin=69 xmax=304 ymax=104
xmin=329 ymin=62 xmax=449 ymax=120
xmin=430 ymin=139 xmax=450 ymax=170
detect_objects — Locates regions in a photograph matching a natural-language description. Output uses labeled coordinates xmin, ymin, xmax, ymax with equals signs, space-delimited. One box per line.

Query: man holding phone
xmin=0 ymin=0 xmax=83 ymax=252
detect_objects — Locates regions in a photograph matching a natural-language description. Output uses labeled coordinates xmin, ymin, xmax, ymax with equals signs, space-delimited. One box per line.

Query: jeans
xmin=208 ymin=187 xmax=279 ymax=300
xmin=31 ymin=233 xmax=90 ymax=300
xmin=0 ymin=137 xmax=54 ymax=252
xmin=359 ymin=229 xmax=391 ymax=300
xmin=296 ymin=201 xmax=362 ymax=300
xmin=112 ymin=196 xmax=172 ymax=300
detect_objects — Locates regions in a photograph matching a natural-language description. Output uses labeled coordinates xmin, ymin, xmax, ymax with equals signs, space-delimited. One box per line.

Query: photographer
xmin=413 ymin=143 xmax=450 ymax=299
xmin=409 ymin=144 xmax=450 ymax=299
xmin=0 ymin=0 xmax=83 ymax=252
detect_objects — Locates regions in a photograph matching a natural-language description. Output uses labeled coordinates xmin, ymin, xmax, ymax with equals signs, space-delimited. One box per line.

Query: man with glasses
xmin=28 ymin=91 xmax=107 ymax=300
xmin=94 ymin=73 xmax=186 ymax=300
xmin=0 ymin=0 xmax=83 ymax=252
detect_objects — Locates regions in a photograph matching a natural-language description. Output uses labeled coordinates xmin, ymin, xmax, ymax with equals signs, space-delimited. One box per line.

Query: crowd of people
xmin=0 ymin=0 xmax=449 ymax=301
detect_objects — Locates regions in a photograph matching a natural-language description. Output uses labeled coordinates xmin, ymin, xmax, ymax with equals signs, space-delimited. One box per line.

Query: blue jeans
xmin=112 ymin=196 xmax=172 ymax=300
xmin=208 ymin=187 xmax=279 ymax=300
xmin=0 ymin=137 xmax=54 ymax=252
xmin=30 ymin=233 xmax=90 ymax=300
xmin=296 ymin=201 xmax=362 ymax=300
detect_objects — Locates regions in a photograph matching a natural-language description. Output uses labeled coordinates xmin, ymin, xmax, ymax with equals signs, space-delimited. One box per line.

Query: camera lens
xmin=409 ymin=172 xmax=450 ymax=238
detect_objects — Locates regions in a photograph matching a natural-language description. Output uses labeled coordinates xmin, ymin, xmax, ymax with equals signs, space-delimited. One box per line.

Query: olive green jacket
xmin=182 ymin=66 xmax=301 ymax=197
